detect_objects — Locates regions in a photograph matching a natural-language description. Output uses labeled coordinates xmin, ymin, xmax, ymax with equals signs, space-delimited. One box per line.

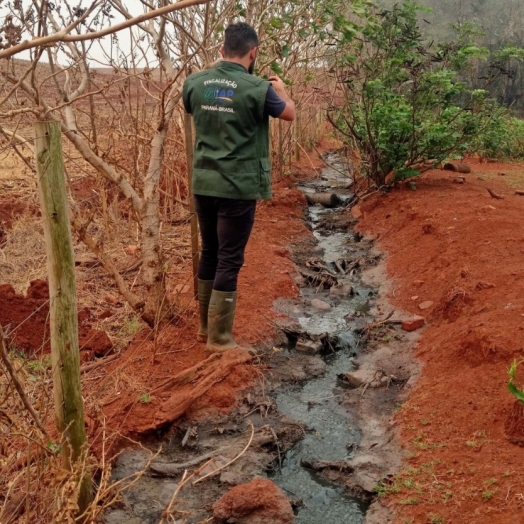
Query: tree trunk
xmin=34 ymin=120 xmax=92 ymax=516
xmin=141 ymin=89 xmax=183 ymax=325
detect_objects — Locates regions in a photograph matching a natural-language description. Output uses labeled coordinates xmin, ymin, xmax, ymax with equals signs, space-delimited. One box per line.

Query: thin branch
xmin=0 ymin=0 xmax=213 ymax=59
xmin=192 ymin=422 xmax=255 ymax=485
xmin=0 ymin=325 xmax=49 ymax=438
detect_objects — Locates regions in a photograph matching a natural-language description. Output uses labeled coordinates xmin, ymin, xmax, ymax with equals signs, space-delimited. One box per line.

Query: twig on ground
xmin=150 ymin=446 xmax=231 ymax=477
xmin=365 ymin=311 xmax=395 ymax=332
xmin=293 ymin=139 xmax=321 ymax=177
xmin=487 ymin=188 xmax=504 ymax=199
xmin=192 ymin=421 xmax=255 ymax=486
xmin=80 ymin=353 xmax=120 ymax=373
xmin=159 ymin=458 xmax=214 ymax=524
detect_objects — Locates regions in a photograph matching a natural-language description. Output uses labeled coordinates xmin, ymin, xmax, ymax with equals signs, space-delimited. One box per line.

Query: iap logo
xmin=203 ymin=87 xmax=235 ymax=105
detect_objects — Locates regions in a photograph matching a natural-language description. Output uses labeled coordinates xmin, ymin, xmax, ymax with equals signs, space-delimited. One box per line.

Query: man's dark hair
xmin=223 ymin=22 xmax=258 ymax=58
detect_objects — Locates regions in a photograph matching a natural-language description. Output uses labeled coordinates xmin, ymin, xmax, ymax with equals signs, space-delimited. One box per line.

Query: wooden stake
xmin=34 ymin=121 xmax=92 ymax=515
xmin=184 ymin=113 xmax=200 ymax=299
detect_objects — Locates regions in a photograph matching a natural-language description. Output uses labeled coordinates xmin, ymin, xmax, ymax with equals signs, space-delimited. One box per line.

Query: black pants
xmin=194 ymin=195 xmax=256 ymax=292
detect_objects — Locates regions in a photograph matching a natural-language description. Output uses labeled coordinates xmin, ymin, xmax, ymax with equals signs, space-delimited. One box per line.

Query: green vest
xmin=183 ymin=61 xmax=272 ymax=200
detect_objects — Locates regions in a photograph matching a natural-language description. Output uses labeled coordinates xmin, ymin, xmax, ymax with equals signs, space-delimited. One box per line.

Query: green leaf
xmin=508 ymin=381 xmax=524 ymax=404
xmin=270 ymin=62 xmax=283 ymax=75
xmin=395 ymin=167 xmax=420 ymax=180
xmin=270 ymin=17 xmax=284 ymax=30
xmin=48 ymin=441 xmax=61 ymax=454
xmin=282 ymin=45 xmax=291 ymax=58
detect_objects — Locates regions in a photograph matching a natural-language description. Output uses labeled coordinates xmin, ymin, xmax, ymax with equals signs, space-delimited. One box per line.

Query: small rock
xmin=401 ymin=316 xmax=425 ymax=332
xmin=418 ymin=301 xmax=434 ymax=311
xmin=304 ymin=357 xmax=327 ymax=376
xmin=350 ymin=205 xmax=363 ymax=219
xmin=274 ymin=247 xmax=289 ymax=257
xmin=498 ymin=172 xmax=506 ymax=176
xmin=410 ymin=295 xmax=419 ymax=301
xmin=330 ymin=284 xmax=353 ymax=298
xmin=311 ymin=298 xmax=331 ymax=311
xmin=385 ymin=171 xmax=395 ymax=184
xmin=103 ymin=293 xmax=120 ymax=305
xmin=453 ymin=177 xmax=465 ymax=184
xmin=475 ymin=281 xmax=495 ymax=290
xmin=295 ymin=339 xmax=322 ymax=355
xmin=338 ymin=372 xmax=364 ymax=389
xmin=413 ymin=280 xmax=425 ymax=287
xmin=515 ymin=190 xmax=524 ymax=196
xmin=123 ymin=245 xmax=139 ymax=256
xmin=339 ymin=369 xmax=377 ymax=389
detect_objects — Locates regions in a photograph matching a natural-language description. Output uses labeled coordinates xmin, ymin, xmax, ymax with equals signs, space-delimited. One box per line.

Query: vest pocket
xmin=259 ymin=157 xmax=271 ymax=192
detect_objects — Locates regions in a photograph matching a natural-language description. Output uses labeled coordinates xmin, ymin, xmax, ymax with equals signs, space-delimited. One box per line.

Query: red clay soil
xmin=0 ymin=280 xmax=106 ymax=358
xmin=358 ymin=160 xmax=524 ymax=524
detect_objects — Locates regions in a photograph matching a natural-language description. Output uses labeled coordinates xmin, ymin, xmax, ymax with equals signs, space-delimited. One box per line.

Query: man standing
xmin=183 ymin=22 xmax=295 ymax=352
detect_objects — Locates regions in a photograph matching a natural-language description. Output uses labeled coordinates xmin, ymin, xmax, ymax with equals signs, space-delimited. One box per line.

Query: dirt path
xmin=357 ymin=160 xmax=524 ymax=524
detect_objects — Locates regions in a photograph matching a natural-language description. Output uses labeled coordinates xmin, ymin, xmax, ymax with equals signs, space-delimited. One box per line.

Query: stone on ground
xmin=310 ymin=298 xmax=331 ymax=310
xmin=401 ymin=316 xmax=425 ymax=332
xmin=418 ymin=300 xmax=434 ymax=311
xmin=212 ymin=478 xmax=295 ymax=524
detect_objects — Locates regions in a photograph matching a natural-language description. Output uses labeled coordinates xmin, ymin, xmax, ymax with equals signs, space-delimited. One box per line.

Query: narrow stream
xmin=270 ymin=153 xmax=374 ymax=522
xmin=104 ymin=154 xmax=379 ymax=524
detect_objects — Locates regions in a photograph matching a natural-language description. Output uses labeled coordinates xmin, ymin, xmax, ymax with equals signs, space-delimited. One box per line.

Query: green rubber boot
xmin=197 ymin=279 xmax=214 ymax=342
xmin=206 ymin=290 xmax=238 ymax=353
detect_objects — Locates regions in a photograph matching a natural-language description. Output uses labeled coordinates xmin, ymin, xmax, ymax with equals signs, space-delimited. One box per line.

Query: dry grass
xmin=0 ymin=348 xmax=160 ymax=524
xmin=475 ymin=166 xmax=524 ymax=190
xmin=0 ymin=215 xmax=47 ymax=294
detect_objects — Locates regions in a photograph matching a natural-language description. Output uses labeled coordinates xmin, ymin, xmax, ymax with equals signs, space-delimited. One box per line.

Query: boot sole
xmin=205 ymin=343 xmax=239 ymax=354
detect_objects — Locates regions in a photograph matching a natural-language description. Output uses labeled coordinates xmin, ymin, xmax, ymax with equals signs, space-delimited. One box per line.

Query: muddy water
xmin=270 ymin=154 xmax=373 ymax=522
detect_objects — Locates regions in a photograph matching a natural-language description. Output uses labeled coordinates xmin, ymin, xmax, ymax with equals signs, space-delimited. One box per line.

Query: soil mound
xmin=0 ymin=280 xmax=51 ymax=356
xmin=357 ymin=161 xmax=524 ymax=523
xmin=0 ymin=279 xmax=93 ymax=357
xmin=212 ymin=478 xmax=295 ymax=524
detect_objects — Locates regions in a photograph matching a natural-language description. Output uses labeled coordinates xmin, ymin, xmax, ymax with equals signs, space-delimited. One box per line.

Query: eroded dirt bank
xmin=357 ymin=161 xmax=524 ymax=524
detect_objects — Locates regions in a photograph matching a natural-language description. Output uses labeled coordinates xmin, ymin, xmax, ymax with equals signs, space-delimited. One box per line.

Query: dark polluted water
xmin=271 ymin=347 xmax=369 ymax=523
xmin=269 ymin=154 xmax=374 ymax=523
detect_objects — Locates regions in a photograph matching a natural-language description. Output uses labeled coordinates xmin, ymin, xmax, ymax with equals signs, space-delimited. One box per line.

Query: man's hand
xmin=268 ymin=75 xmax=296 ymax=121
xmin=268 ymin=75 xmax=289 ymax=100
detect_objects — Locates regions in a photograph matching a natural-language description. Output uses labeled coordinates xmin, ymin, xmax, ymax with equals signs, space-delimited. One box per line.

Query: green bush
xmin=471 ymin=112 xmax=524 ymax=160
xmin=329 ymin=0 xmax=524 ymax=186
